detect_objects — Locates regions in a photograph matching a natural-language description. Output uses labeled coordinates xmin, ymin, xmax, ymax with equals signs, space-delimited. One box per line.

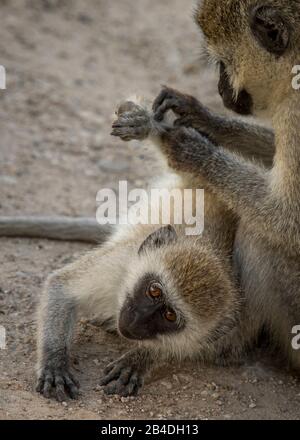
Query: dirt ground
xmin=0 ymin=0 xmax=299 ymax=421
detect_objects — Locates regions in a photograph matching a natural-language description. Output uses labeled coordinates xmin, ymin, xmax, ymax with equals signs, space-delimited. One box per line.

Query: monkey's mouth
xmin=218 ymin=62 xmax=253 ymax=116
xmin=117 ymin=315 xmax=158 ymax=341
xmin=118 ymin=324 xmax=144 ymax=341
xmin=221 ymin=87 xmax=253 ymax=116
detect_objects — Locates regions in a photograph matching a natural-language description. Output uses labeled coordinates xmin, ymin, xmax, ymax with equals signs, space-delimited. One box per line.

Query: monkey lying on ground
xmin=146 ymin=0 xmax=300 ymax=372
xmin=36 ymin=98 xmax=241 ymax=401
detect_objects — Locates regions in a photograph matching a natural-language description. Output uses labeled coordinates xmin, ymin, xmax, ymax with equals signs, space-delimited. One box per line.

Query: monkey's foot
xmin=36 ymin=365 xmax=80 ymax=401
xmin=100 ymin=354 xmax=144 ymax=397
xmin=111 ymin=101 xmax=151 ymax=142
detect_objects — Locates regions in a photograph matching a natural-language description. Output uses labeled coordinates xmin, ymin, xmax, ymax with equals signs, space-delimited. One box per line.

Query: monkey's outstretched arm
xmin=37 ymin=242 xmax=126 ymax=400
xmin=36 ymin=274 xmax=80 ymax=401
xmin=0 ymin=217 xmax=113 ymax=243
xmin=153 ymin=87 xmax=275 ymax=167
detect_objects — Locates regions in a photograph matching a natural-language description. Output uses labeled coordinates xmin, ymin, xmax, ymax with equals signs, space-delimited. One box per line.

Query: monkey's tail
xmin=0 ymin=217 xmax=113 ymax=244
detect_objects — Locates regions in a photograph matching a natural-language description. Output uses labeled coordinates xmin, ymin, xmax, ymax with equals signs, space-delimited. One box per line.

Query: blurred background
xmin=0 ymin=0 xmax=220 ymax=219
xmin=1 ymin=0 xmax=298 ymax=421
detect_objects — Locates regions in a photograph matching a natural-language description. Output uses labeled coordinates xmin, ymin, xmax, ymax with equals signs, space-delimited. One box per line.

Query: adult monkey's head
xmin=195 ymin=0 xmax=298 ymax=117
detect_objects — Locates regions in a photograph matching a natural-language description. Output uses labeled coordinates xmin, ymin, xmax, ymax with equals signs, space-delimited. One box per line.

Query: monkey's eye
xmin=165 ymin=310 xmax=177 ymax=322
xmin=148 ymin=282 xmax=162 ymax=299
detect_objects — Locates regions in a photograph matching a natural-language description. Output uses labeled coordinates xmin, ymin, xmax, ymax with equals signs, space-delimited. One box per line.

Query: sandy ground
xmin=0 ymin=0 xmax=299 ymax=420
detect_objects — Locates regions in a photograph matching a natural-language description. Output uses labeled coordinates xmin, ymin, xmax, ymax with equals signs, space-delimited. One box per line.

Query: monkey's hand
xmin=111 ymin=100 xmax=152 ymax=142
xmin=153 ymin=86 xmax=211 ymax=131
xmin=160 ymin=126 xmax=216 ymax=173
xmin=36 ymin=362 xmax=80 ymax=401
xmin=99 ymin=348 xmax=153 ymax=397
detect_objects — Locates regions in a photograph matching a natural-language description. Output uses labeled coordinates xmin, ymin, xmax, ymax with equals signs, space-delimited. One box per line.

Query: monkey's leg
xmin=100 ymin=347 xmax=155 ymax=397
xmin=111 ymin=100 xmax=153 ymax=141
xmin=36 ymin=274 xmax=80 ymax=401
xmin=153 ymin=86 xmax=275 ymax=167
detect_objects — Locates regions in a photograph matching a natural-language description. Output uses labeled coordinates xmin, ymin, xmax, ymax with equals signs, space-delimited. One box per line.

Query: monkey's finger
xmin=68 ymin=372 xmax=80 ymax=389
xmin=111 ymin=126 xmax=149 ymax=141
xmin=122 ymin=372 xmax=141 ymax=396
xmin=112 ymin=120 xmax=137 ymax=129
xmin=100 ymin=366 xmax=122 ymax=386
xmin=174 ymin=116 xmax=191 ymax=127
xmin=154 ymin=99 xmax=182 ymax=122
xmin=36 ymin=376 xmax=45 ymax=393
xmin=66 ymin=384 xmax=79 ymax=400
xmin=99 ymin=373 xmax=118 ymax=386
xmin=111 ymin=127 xmax=133 ymax=136
xmin=43 ymin=374 xmax=54 ymax=398
xmin=64 ymin=375 xmax=80 ymax=400
xmin=111 ymin=129 xmax=134 ymax=141
xmin=55 ymin=376 xmax=68 ymax=402
xmin=152 ymin=87 xmax=171 ymax=112
xmin=103 ymin=381 xmax=120 ymax=396
xmin=119 ymin=373 xmax=143 ymax=397
xmin=103 ymin=362 xmax=115 ymax=376
xmin=119 ymin=366 xmax=133 ymax=386
xmin=130 ymin=371 xmax=143 ymax=390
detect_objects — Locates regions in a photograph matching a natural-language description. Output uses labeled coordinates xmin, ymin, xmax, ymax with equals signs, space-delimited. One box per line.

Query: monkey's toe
xmin=112 ymin=110 xmax=151 ymax=141
xmin=117 ymin=101 xmax=141 ymax=116
xmin=36 ymin=367 xmax=80 ymax=401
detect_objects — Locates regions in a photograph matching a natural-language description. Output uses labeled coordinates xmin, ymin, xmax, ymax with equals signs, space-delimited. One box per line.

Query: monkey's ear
xmin=138 ymin=225 xmax=178 ymax=255
xmin=250 ymin=6 xmax=290 ymax=56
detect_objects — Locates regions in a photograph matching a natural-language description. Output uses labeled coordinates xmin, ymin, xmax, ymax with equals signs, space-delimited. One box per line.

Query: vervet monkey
xmin=149 ymin=0 xmax=300 ymax=371
xmin=36 ymin=98 xmax=240 ymax=401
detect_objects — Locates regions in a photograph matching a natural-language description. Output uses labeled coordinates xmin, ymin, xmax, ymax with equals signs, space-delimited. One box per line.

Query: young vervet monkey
xmin=36 ymin=98 xmax=240 ymax=401
xmin=148 ymin=0 xmax=300 ymax=371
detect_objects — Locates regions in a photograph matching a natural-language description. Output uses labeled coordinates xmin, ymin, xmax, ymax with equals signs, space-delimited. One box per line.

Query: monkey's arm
xmin=36 ymin=273 xmax=80 ymax=401
xmin=0 ymin=217 xmax=112 ymax=243
xmin=158 ymin=127 xmax=273 ymax=225
xmin=37 ymin=243 xmax=124 ymax=401
xmin=199 ymin=116 xmax=274 ymax=167
xmin=153 ymin=87 xmax=275 ymax=167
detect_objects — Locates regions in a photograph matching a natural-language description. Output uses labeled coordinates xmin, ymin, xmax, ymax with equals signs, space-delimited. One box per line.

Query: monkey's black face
xmin=118 ymin=273 xmax=185 ymax=341
xmin=218 ymin=62 xmax=253 ymax=116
